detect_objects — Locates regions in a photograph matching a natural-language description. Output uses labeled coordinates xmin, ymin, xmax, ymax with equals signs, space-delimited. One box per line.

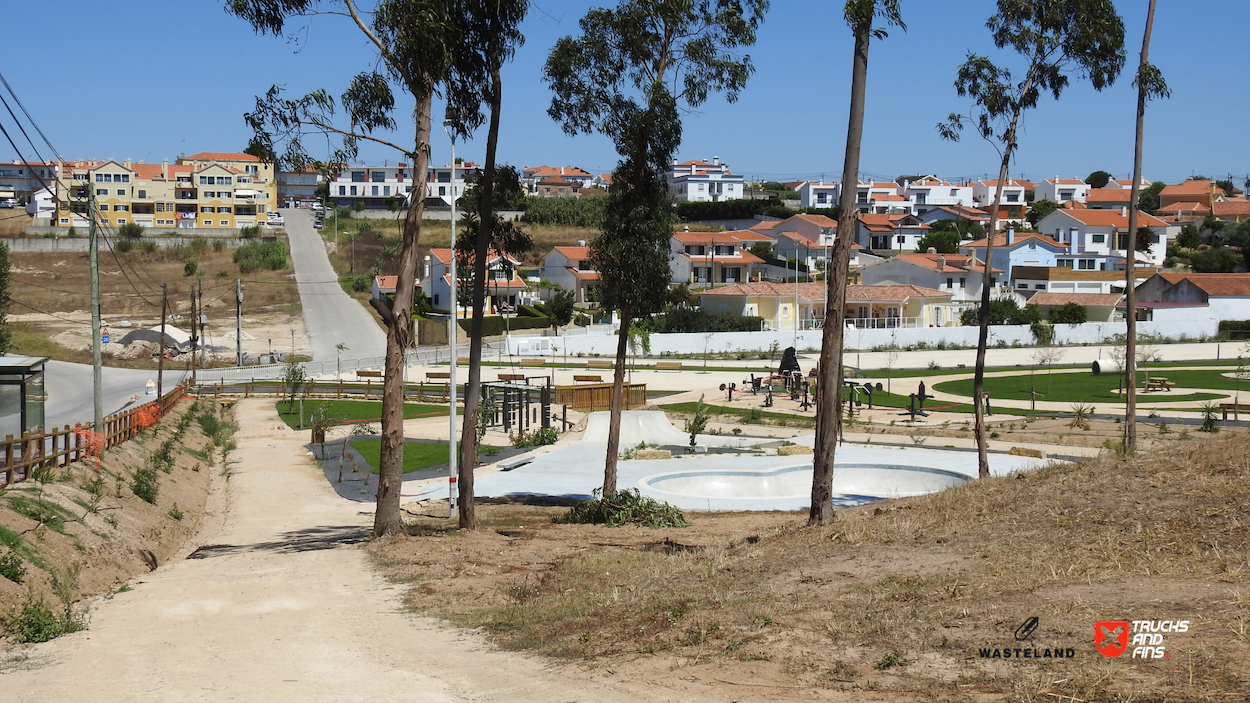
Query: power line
xmin=0 ymin=71 xmax=61 ymax=160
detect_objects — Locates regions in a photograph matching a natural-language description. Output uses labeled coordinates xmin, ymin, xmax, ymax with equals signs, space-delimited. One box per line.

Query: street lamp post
xmin=445 ymin=113 xmax=458 ymax=519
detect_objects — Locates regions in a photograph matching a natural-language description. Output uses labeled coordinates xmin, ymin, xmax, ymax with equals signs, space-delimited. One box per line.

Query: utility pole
xmin=157 ymin=283 xmax=168 ymax=399
xmin=447 ymin=134 xmax=458 ymax=519
xmin=89 ymin=187 xmax=103 ymax=430
xmin=198 ymin=279 xmax=205 ymax=368
xmin=189 ymin=285 xmax=198 ymax=385
xmin=235 ymin=278 xmax=243 ymax=366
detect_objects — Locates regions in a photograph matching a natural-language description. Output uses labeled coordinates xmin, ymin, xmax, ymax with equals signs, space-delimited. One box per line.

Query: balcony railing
xmin=847 ymin=316 xmax=922 ymax=329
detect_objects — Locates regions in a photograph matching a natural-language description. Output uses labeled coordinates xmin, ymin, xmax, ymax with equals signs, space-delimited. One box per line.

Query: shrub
xmin=233 ymin=240 xmax=289 ymax=273
xmin=510 ymin=426 xmax=558 ymax=448
xmin=351 ymin=275 xmax=370 ymax=293
xmin=5 ymin=591 xmax=85 ymax=643
xmin=1048 ymin=301 xmax=1087 ymax=325
xmin=131 ymin=466 xmax=159 ymax=504
xmin=520 ymin=196 xmax=606 ymax=227
xmin=212 ymin=238 xmax=225 ymax=252
xmin=553 ymin=488 xmax=690 ymax=528
xmin=238 ymin=225 xmax=261 ymax=239
xmin=0 ymin=549 xmax=25 ymax=583
xmin=684 ymin=394 xmax=711 ymax=447
xmin=653 ymin=308 xmax=763 ymax=333
xmin=138 ymin=239 xmax=157 ymax=253
xmin=114 ymin=238 xmax=134 ymax=253
xmin=117 ymin=222 xmax=144 ymax=240
xmin=183 ymin=258 xmax=198 ymax=277
xmin=188 ymin=236 xmax=209 ymax=255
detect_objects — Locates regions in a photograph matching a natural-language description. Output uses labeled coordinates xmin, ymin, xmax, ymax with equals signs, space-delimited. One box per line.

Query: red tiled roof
xmin=183 ymin=152 xmax=260 ymax=162
xmin=1161 ymin=180 xmax=1215 ymax=195
xmin=700 ymin=282 xmax=949 ymax=302
xmin=1053 ymin=209 xmax=1168 ymax=228
xmin=790 ymin=213 xmax=838 ymax=227
xmin=963 ymin=233 xmax=1064 ymax=249
xmin=894 ymin=252 xmax=1001 ymax=274
xmin=1156 ymin=201 xmax=1211 ymax=214
xmin=1029 ymin=292 xmax=1123 ymax=307
xmin=749 ymin=220 xmax=782 ymax=232
xmin=526 ymin=165 xmax=592 ymax=178
xmin=928 ymin=205 xmax=989 ymax=221
xmin=1213 ymin=200 xmax=1250 ymax=218
xmin=1045 ymin=178 xmax=1086 ymax=185
xmin=552 ymin=246 xmax=592 ymax=260
xmin=537 ymin=176 xmax=575 ymax=186
xmin=1158 ymin=273 xmax=1250 ymax=297
xmin=568 ymin=268 xmax=601 ymax=281
xmin=1085 ymin=189 xmax=1135 ymax=204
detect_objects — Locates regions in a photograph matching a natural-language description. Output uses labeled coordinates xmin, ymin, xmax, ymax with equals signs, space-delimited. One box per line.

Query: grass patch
xmin=2 ymin=495 xmax=75 ymax=533
xmin=934 ymin=371 xmax=1226 ymax=404
xmin=0 ymin=525 xmax=47 ymax=570
xmin=277 ymin=400 xmax=445 ymax=429
xmin=349 ymin=439 xmax=450 ymax=475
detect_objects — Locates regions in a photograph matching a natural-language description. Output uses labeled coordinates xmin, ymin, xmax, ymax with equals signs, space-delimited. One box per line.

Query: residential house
xmin=53 ymin=153 xmax=278 ymax=230
xmin=521 ymin=165 xmax=594 ymax=192
xmin=748 ymin=219 xmax=783 ymax=237
xmin=856 ymin=213 xmax=930 ymax=255
xmin=0 ymin=161 xmax=57 ymax=202
xmin=851 ymin=181 xmax=912 ymax=214
xmin=1134 ymin=273 xmax=1250 ymax=322
xmin=1105 ymin=177 xmax=1151 ymax=190
xmin=916 ymin=204 xmax=990 ymax=229
xmin=532 ymin=176 xmax=580 ymax=198
xmin=665 ymin=157 xmax=744 ymax=202
xmin=370 ymin=274 xmax=420 ymax=303
xmin=698 ymin=281 xmax=953 ymax=331
xmin=26 ymin=186 xmax=55 ymax=222
xmin=1159 ymin=179 xmax=1219 ymax=211
xmin=669 ymin=230 xmax=764 ymax=286
xmin=971 ymin=179 xmax=1028 ymax=227
xmin=1033 ymin=178 xmax=1091 ymax=205
xmin=900 ymin=177 xmax=975 ymax=216
xmin=421 ymin=248 xmax=527 ymax=316
xmin=1011 ymin=265 xmax=1155 ymax=296
xmin=1026 ymin=292 xmax=1124 ymax=322
xmin=1033 ymin=208 xmax=1174 ymax=268
xmin=329 ymin=163 xmax=413 ymax=209
xmin=542 ymin=246 xmax=599 ymax=304
xmin=860 ymin=251 xmax=1008 ymax=308
xmin=797 ymin=181 xmax=840 ymax=209
xmin=425 ymin=162 xmax=480 ymax=207
xmin=1214 ymin=199 xmax=1250 ymax=223
xmin=278 ymin=166 xmax=324 ymax=206
xmin=1155 ymin=201 xmax=1210 ymax=224
xmin=772 ymin=213 xmax=838 ymax=253
xmin=593 ymin=173 xmax=613 ymax=188
xmin=959 ymin=230 xmax=1066 ymax=280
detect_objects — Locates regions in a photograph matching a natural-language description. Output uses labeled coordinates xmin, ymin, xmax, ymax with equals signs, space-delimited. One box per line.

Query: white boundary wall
xmin=539 ymin=317 xmax=1220 ymax=357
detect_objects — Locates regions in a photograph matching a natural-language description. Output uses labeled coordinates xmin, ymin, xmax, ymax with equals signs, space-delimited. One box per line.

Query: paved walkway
xmin=3 ymin=400 xmax=658 ymax=703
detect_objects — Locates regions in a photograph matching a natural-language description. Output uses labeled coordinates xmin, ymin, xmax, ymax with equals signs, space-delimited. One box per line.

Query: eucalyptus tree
xmin=447 ymin=0 xmax=529 ymax=531
xmin=544 ymin=0 xmax=769 ymax=492
xmin=938 ymin=0 xmax=1125 ymax=478
xmin=227 ymin=0 xmax=518 ymax=537
xmin=811 ymin=1 xmax=904 ymax=527
xmin=1122 ymin=0 xmax=1168 ymax=454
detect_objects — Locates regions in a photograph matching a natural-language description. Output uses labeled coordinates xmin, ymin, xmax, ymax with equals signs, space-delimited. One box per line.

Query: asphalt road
xmin=43 ymin=360 xmax=184 ymax=429
xmin=283 ymin=208 xmax=388 ymax=362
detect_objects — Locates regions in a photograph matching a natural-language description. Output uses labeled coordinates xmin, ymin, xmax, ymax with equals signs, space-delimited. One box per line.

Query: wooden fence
xmin=552 ymin=383 xmax=647 ymax=413
xmin=195 ymin=378 xmax=451 ymax=404
xmin=1 ymin=378 xmax=192 ymax=489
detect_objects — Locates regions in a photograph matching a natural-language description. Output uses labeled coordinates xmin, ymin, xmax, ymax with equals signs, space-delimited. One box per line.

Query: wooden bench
xmin=519 ymin=358 xmax=545 ymax=368
xmin=586 ymin=358 xmax=614 ymax=369
xmin=456 ymin=357 xmax=471 ymax=365
xmin=654 ymin=361 xmax=682 ymax=371
xmin=1220 ymin=403 xmax=1250 ymax=420
xmin=356 ymin=370 xmax=382 ymax=378
xmin=573 ymin=374 xmax=602 ymax=383
xmin=427 ymin=371 xmax=451 ymax=381
xmin=1144 ymin=377 xmax=1174 ymax=392
xmin=498 ymin=373 xmax=526 ymax=382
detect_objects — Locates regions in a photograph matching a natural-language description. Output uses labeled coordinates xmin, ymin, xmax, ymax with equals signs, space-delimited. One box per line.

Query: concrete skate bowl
xmin=641 ymin=463 xmax=970 ymax=507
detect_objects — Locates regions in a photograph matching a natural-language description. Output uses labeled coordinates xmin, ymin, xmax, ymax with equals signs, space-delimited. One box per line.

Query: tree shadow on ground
xmin=186 ymin=524 xmax=368 ymax=559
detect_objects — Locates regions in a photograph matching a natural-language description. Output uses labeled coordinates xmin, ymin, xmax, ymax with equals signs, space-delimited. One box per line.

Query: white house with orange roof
xmin=855 ymin=213 xmax=930 ymax=254
xmin=669 ymin=230 xmax=765 ymax=286
xmin=850 ymin=180 xmax=912 ymax=214
xmin=1033 ymin=208 xmax=1175 ymax=269
xmin=1085 ymin=188 xmax=1137 ymax=210
xmin=900 ymin=177 xmax=975 ymax=215
xmin=422 ymin=248 xmax=528 ymax=316
xmin=860 ymin=251 xmax=1011 ymax=307
xmin=797 ymin=181 xmax=840 ymax=209
xmin=542 ymin=245 xmax=600 ymax=304
xmin=521 ymin=165 xmax=594 ymax=192
xmin=971 ymin=179 xmax=1028 ymax=227
xmin=665 ymin=157 xmax=744 ymax=202
xmin=1034 ymin=177 xmax=1091 ymax=204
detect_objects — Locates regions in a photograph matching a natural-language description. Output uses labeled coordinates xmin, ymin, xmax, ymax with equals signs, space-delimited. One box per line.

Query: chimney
xmin=673 ymin=157 xmax=679 ymax=167
xmin=123 ymin=159 xmax=131 ymax=168
xmin=936 ymin=255 xmax=946 ymax=271
xmin=1121 ymin=206 xmax=1128 ymax=216
xmin=1006 ymin=225 xmax=1014 ymax=245
xmin=713 ymin=156 xmax=720 ymax=166
xmin=162 ymin=159 xmax=168 ymax=179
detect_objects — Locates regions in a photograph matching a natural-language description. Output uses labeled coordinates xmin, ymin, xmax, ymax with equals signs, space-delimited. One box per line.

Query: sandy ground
xmin=0 ymin=400 xmax=679 ymax=703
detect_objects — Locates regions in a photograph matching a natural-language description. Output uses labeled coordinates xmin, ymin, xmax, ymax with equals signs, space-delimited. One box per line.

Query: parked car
xmin=266 ymin=214 xmax=285 ymax=226
xmin=313 ymin=219 xmax=323 ymax=229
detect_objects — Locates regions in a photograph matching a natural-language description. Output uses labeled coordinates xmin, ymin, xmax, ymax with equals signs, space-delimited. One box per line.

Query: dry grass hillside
xmin=375 ymin=431 xmax=1249 ymax=702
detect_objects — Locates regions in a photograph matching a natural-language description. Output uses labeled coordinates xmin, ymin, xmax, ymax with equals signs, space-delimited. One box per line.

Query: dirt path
xmin=3 ymin=400 xmax=661 ymax=703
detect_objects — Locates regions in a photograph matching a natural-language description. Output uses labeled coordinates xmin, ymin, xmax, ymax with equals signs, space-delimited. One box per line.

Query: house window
xmin=1017 ymin=282 xmax=1028 ymax=289
xmin=199 ymin=176 xmax=211 ymax=185
xmin=438 ymin=186 xmax=446 ymax=196
xmin=1005 ymin=193 xmax=1019 ymax=202
xmin=96 ymin=188 xmax=107 ymax=196
xmin=959 ymin=278 xmax=966 ymax=289
xmin=245 ymin=165 xmax=258 ymax=174
xmin=114 ymin=204 xmax=129 ymax=212
xmin=137 ymin=190 xmax=147 ymax=199
xmin=946 ymin=277 xmax=953 ymax=289
xmin=1028 ymin=243 xmax=1036 ymax=249
xmin=339 ymin=186 xmax=346 ymax=196
xmin=371 ymin=185 xmax=379 ymax=196
xmin=1079 ymin=259 xmax=1096 ymax=270
xmin=714 ymin=245 xmax=734 ymax=256
xmin=914 ymin=192 xmax=927 ymax=204
xmin=896 ymin=235 xmax=905 ymax=245
xmin=99 ymin=204 xmax=109 ymax=211
xmin=203 ymin=191 xmax=214 ymax=198
xmin=433 ymin=293 xmax=440 ymax=306
xmin=116 ymin=189 xmax=125 ymax=196
xmin=1058 ymin=259 xmax=1073 ymax=268
xmin=351 ymin=171 xmax=365 ymax=183
xmin=220 ymin=220 xmax=230 ymax=226
xmin=218 ymin=206 xmax=232 ymax=213
xmin=383 ymin=186 xmax=390 ymax=196
xmin=1092 ymin=234 xmax=1105 ymax=243
xmin=350 ymin=186 xmax=358 ymax=196
xmin=218 ymin=177 xmax=232 ymax=185
xmin=950 ymin=189 xmax=958 ymax=196
xmin=202 ymin=220 xmax=212 ymax=226
xmin=116 ymin=218 xmax=126 ymax=224
xmin=1035 ymin=284 xmax=1045 ymax=290
xmin=371 ymin=172 xmax=385 ymax=182
xmin=96 ymin=174 xmax=111 ymax=182
xmin=99 ymin=218 xmax=109 ymax=224
xmin=817 ymin=193 xmax=827 ymax=203
xmin=119 ymin=175 xmax=129 ymax=183
xmin=201 ymin=206 xmax=214 ymax=213
xmin=577 ymin=260 xmax=592 ymax=271
xmin=721 ymin=267 xmax=740 ymax=283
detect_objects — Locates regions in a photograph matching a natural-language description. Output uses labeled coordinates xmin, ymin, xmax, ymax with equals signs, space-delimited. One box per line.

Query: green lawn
xmin=350 ymin=439 xmax=449 ymax=474
xmin=933 ymin=370 xmax=1226 ymax=404
xmin=278 ymin=400 xmax=446 ymax=429
xmin=662 ymin=392 xmax=1050 ymax=420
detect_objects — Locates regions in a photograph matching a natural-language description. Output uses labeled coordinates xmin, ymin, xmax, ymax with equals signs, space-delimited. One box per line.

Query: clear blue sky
xmin=1 ymin=1 xmax=1243 ymax=187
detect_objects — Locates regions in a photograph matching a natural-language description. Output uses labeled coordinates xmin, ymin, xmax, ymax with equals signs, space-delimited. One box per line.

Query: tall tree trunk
xmin=374 ymin=86 xmax=434 ymax=538
xmin=603 ymin=311 xmax=632 ymax=494
xmin=811 ymin=16 xmax=872 ymax=526
xmin=1124 ymin=0 xmax=1158 ymax=455
xmin=457 ymin=66 xmax=504 ymax=530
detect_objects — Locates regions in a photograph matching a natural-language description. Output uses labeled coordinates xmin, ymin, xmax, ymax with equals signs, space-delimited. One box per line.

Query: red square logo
xmin=1095 ymin=620 xmax=1129 ymax=658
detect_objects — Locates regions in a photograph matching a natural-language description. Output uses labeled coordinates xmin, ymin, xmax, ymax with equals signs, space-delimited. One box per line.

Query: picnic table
xmin=1144 ymin=377 xmax=1174 ymax=392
